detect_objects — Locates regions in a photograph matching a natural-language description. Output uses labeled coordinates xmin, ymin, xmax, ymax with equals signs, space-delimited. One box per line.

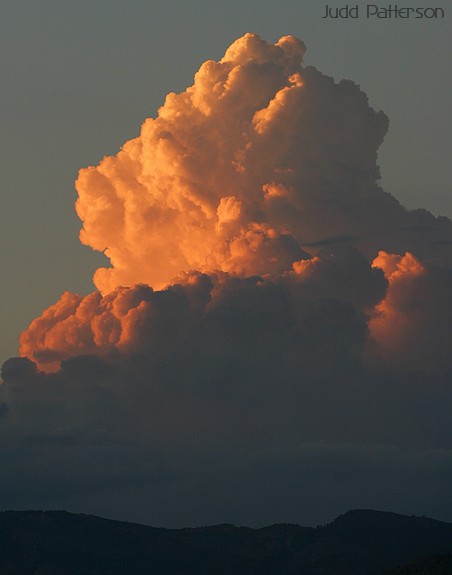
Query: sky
xmin=1 ymin=0 xmax=451 ymax=528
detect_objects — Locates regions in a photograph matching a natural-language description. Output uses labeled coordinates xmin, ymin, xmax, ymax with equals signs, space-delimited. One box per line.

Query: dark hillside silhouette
xmin=383 ymin=553 xmax=452 ymax=574
xmin=1 ymin=509 xmax=452 ymax=574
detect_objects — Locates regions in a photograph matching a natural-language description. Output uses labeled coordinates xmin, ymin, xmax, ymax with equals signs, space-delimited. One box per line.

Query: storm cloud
xmin=2 ymin=34 xmax=452 ymax=527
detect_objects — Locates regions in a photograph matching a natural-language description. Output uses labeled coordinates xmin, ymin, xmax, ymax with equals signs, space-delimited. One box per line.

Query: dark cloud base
xmin=2 ymin=262 xmax=452 ymax=527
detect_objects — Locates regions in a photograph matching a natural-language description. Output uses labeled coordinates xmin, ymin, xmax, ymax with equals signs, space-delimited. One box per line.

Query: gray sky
xmin=1 ymin=0 xmax=450 ymax=364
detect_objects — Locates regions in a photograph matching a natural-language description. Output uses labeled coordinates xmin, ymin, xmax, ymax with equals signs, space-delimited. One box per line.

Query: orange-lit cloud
xmin=13 ymin=32 xmax=452 ymax=385
xmin=74 ymin=32 xmax=451 ymax=304
xmin=19 ymin=275 xmax=213 ymax=372
xmin=16 ymin=34 xmax=452 ymax=375
xmin=369 ymin=251 xmax=452 ymax=372
xmin=74 ymin=33 xmax=398 ymax=294
xmin=2 ymin=33 xmax=452 ymax=527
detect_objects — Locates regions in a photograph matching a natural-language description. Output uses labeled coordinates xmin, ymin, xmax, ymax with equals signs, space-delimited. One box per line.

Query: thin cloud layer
xmin=2 ymin=34 xmax=452 ymax=527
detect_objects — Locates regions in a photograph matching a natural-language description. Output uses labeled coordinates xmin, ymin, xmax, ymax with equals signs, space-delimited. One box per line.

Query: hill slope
xmin=1 ymin=509 xmax=452 ymax=574
xmin=383 ymin=553 xmax=452 ymax=574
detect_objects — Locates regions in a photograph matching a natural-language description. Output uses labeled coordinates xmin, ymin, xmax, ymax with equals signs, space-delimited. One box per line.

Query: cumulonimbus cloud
xmin=2 ymin=34 xmax=452 ymax=527
xmin=74 ymin=32 xmax=451 ymax=294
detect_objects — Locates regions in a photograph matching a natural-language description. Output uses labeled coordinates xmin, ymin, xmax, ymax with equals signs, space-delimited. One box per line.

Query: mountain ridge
xmin=1 ymin=508 xmax=452 ymax=574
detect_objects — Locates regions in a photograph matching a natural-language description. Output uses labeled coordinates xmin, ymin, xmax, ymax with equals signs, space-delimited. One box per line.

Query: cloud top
xmin=75 ymin=33 xmax=403 ymax=294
